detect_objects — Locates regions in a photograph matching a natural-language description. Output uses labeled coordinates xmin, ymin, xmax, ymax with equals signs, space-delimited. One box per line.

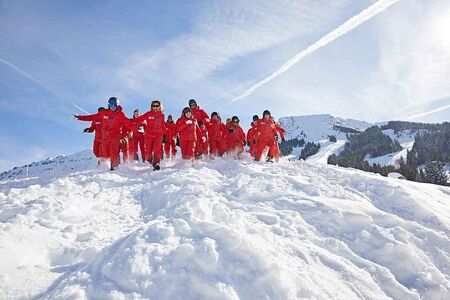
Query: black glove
xmin=83 ymin=128 xmax=90 ymax=133
xmin=162 ymin=136 xmax=167 ymax=143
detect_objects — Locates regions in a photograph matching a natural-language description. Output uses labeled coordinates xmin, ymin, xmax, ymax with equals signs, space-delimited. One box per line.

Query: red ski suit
xmin=206 ymin=119 xmax=227 ymax=156
xmin=246 ymin=123 xmax=258 ymax=158
xmin=78 ymin=106 xmax=131 ymax=168
xmin=86 ymin=120 xmax=103 ymax=158
xmin=191 ymin=107 xmax=209 ymax=123
xmin=225 ymin=123 xmax=246 ymax=154
xmin=176 ymin=116 xmax=202 ymax=159
xmin=134 ymin=111 xmax=165 ymax=165
xmin=254 ymin=118 xmax=279 ymax=161
xmin=129 ymin=118 xmax=146 ymax=161
xmin=119 ymin=127 xmax=132 ymax=162
xmin=196 ymin=125 xmax=209 ymax=156
xmin=272 ymin=122 xmax=285 ymax=161
xmin=164 ymin=121 xmax=177 ymax=158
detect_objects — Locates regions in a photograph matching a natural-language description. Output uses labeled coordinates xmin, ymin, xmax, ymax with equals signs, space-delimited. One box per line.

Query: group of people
xmin=73 ymin=97 xmax=285 ymax=171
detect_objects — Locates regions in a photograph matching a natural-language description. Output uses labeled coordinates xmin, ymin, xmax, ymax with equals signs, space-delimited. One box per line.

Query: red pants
xmin=255 ymin=140 xmax=277 ymax=161
xmin=164 ymin=138 xmax=177 ymax=158
xmin=102 ymin=136 xmax=121 ymax=168
xmin=196 ymin=141 xmax=208 ymax=156
xmin=131 ymin=134 xmax=146 ymax=161
xmin=93 ymin=139 xmax=102 ymax=158
xmin=249 ymin=142 xmax=257 ymax=158
xmin=209 ymin=140 xmax=226 ymax=157
xmin=180 ymin=140 xmax=196 ymax=159
xmin=145 ymin=134 xmax=163 ymax=165
xmin=120 ymin=141 xmax=130 ymax=162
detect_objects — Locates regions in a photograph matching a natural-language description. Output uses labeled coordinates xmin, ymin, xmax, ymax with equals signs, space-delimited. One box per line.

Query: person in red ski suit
xmin=188 ymin=99 xmax=210 ymax=124
xmin=254 ymin=110 xmax=285 ymax=162
xmin=246 ymin=115 xmax=259 ymax=158
xmin=196 ymin=120 xmax=209 ymax=157
xmin=225 ymin=116 xmax=246 ymax=158
xmin=128 ymin=109 xmax=146 ymax=162
xmin=271 ymin=117 xmax=286 ymax=162
xmin=163 ymin=115 xmax=177 ymax=159
xmin=206 ymin=112 xmax=227 ymax=157
xmin=176 ymin=107 xmax=202 ymax=160
xmin=133 ymin=100 xmax=165 ymax=170
xmin=83 ymin=107 xmax=105 ymax=161
xmin=74 ymin=97 xmax=132 ymax=170
xmin=119 ymin=125 xmax=132 ymax=162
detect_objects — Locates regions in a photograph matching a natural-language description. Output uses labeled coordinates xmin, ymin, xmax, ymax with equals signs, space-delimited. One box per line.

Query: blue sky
xmin=1 ymin=0 xmax=449 ymax=171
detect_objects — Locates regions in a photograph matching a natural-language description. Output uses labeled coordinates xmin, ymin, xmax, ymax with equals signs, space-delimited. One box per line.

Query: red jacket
xmin=255 ymin=118 xmax=278 ymax=143
xmin=246 ymin=123 xmax=258 ymax=144
xmin=206 ymin=118 xmax=227 ymax=141
xmin=274 ymin=122 xmax=285 ymax=140
xmin=86 ymin=120 xmax=103 ymax=141
xmin=226 ymin=123 xmax=246 ymax=148
xmin=176 ymin=117 xmax=202 ymax=142
xmin=134 ymin=111 xmax=165 ymax=137
xmin=164 ymin=121 xmax=177 ymax=141
xmin=78 ymin=106 xmax=130 ymax=139
xmin=191 ymin=107 xmax=209 ymax=123
xmin=129 ymin=118 xmax=146 ymax=137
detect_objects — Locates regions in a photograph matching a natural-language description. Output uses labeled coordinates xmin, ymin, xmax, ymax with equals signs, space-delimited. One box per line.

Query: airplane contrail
xmin=231 ymin=0 xmax=402 ymax=102
xmin=0 ymin=56 xmax=89 ymax=114
xmin=408 ymin=104 xmax=450 ymax=120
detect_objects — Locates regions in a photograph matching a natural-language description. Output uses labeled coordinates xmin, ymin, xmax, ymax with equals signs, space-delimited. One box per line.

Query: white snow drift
xmin=0 ymin=151 xmax=449 ymax=299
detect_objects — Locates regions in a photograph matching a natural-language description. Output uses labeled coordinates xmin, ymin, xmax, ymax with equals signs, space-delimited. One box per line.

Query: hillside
xmin=1 ymin=153 xmax=449 ymax=299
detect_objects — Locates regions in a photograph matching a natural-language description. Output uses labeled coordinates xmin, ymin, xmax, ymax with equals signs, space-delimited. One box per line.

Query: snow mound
xmin=3 ymin=155 xmax=449 ymax=299
xmin=279 ymin=114 xmax=372 ymax=141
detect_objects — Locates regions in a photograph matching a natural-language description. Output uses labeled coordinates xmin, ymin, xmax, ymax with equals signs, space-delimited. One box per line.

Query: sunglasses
xmin=109 ymin=104 xmax=118 ymax=109
xmin=152 ymin=104 xmax=160 ymax=108
xmin=233 ymin=120 xmax=239 ymax=123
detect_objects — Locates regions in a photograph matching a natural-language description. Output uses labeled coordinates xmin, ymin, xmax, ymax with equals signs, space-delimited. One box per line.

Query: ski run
xmin=0 ymin=151 xmax=449 ymax=299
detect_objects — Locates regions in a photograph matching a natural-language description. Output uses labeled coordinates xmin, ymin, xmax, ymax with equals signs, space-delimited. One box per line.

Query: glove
xmin=138 ymin=126 xmax=145 ymax=133
xmin=72 ymin=115 xmax=79 ymax=120
xmin=202 ymin=136 xmax=206 ymax=143
xmin=162 ymin=136 xmax=167 ymax=143
xmin=282 ymin=138 xmax=285 ymax=142
xmin=186 ymin=120 xmax=193 ymax=125
xmin=120 ymin=138 xmax=126 ymax=144
xmin=253 ymin=141 xmax=256 ymax=144
xmin=83 ymin=128 xmax=90 ymax=133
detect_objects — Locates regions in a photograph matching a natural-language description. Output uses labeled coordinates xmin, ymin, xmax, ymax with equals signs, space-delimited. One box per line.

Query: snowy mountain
xmin=279 ymin=114 xmax=372 ymax=141
xmin=1 ymin=152 xmax=449 ymax=299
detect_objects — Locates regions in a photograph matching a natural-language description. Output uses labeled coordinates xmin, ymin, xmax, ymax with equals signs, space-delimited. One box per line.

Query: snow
xmin=305 ymin=139 xmax=346 ymax=164
xmin=279 ymin=114 xmax=372 ymax=141
xmin=1 ymin=152 xmax=450 ymax=299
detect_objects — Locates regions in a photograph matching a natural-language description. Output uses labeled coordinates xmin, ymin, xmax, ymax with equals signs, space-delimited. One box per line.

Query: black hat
xmin=211 ymin=112 xmax=220 ymax=118
xmin=231 ymin=116 xmax=239 ymax=123
xmin=252 ymin=115 xmax=259 ymax=122
xmin=182 ymin=107 xmax=192 ymax=115
xmin=189 ymin=99 xmax=197 ymax=106
xmin=98 ymin=107 xmax=106 ymax=112
xmin=167 ymin=114 xmax=173 ymax=118
xmin=263 ymin=110 xmax=271 ymax=117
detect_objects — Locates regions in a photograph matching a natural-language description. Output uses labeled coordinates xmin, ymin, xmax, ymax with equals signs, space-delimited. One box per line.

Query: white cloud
xmin=356 ymin=0 xmax=450 ymax=121
xmin=117 ymin=0 xmax=353 ymax=94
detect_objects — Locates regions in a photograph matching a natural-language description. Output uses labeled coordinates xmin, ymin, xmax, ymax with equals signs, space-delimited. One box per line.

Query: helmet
xmin=108 ymin=97 xmax=119 ymax=108
xmin=252 ymin=115 xmax=259 ymax=122
xmin=263 ymin=110 xmax=271 ymax=117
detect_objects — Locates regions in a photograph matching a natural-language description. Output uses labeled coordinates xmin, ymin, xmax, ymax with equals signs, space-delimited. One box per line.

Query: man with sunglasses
xmin=73 ymin=97 xmax=132 ymax=170
xmin=133 ymin=100 xmax=165 ymax=170
xmin=188 ymin=99 xmax=210 ymax=124
xmin=254 ymin=110 xmax=285 ymax=162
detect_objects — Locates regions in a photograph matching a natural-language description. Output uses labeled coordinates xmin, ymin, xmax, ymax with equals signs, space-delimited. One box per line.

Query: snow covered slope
xmin=1 ymin=155 xmax=449 ymax=299
xmin=279 ymin=114 xmax=372 ymax=141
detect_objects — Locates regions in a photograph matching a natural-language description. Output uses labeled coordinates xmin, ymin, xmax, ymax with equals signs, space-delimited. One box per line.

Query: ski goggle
xmin=108 ymin=103 xmax=118 ymax=109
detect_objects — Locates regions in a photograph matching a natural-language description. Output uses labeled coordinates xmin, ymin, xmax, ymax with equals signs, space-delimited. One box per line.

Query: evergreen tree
xmin=423 ymin=162 xmax=449 ymax=186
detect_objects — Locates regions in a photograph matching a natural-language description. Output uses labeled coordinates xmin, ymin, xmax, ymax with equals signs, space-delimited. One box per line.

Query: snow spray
xmin=230 ymin=0 xmax=401 ymax=102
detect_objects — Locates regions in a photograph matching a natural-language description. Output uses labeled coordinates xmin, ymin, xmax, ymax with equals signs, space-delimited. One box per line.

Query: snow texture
xmin=1 ymin=151 xmax=449 ymax=299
